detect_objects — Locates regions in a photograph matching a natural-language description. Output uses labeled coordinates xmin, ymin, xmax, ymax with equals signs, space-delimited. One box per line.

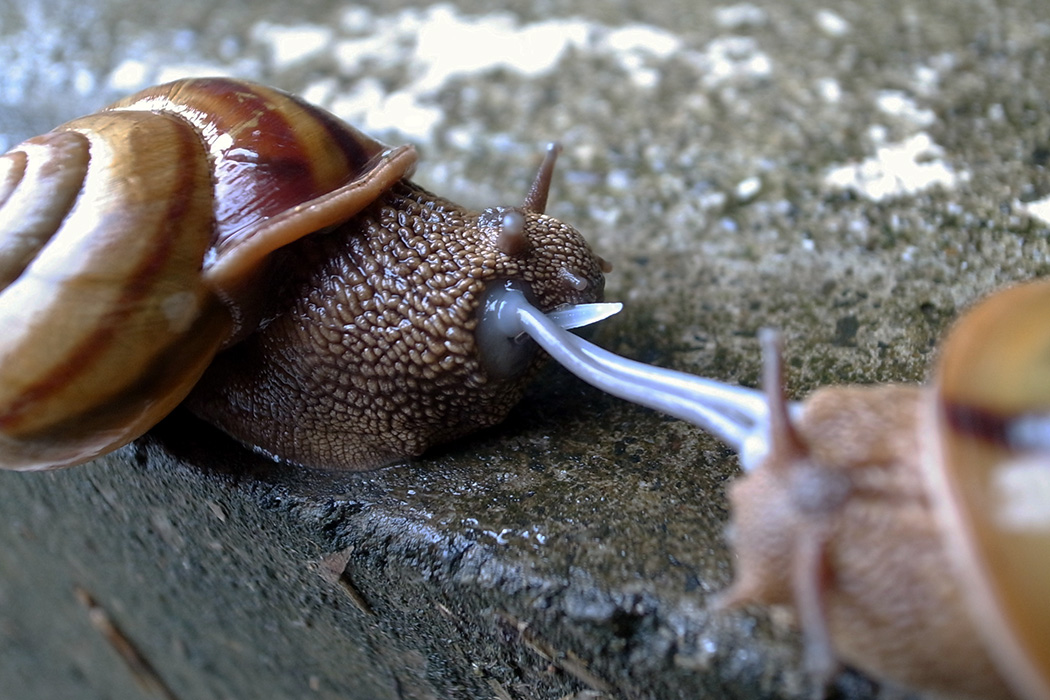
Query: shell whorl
xmin=0 ymin=109 xmax=228 ymax=469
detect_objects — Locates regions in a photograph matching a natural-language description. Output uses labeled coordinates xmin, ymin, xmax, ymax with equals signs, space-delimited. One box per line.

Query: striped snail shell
xmin=0 ymin=78 xmax=608 ymax=471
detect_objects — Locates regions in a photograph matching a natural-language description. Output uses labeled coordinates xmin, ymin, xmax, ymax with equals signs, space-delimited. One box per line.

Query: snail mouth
xmin=475 ymin=279 xmax=621 ymax=382
xmin=476 ymin=279 xmax=542 ymax=381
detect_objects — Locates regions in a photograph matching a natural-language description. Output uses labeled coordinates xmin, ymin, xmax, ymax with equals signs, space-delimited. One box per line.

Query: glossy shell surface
xmin=0 ymin=79 xmax=417 ymax=470
xmin=927 ymin=279 xmax=1050 ymax=700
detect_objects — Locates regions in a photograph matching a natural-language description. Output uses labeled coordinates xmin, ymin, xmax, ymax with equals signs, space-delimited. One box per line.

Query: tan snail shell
xmin=717 ymin=280 xmax=1050 ymax=700
xmin=0 ymin=78 xmax=608 ymax=471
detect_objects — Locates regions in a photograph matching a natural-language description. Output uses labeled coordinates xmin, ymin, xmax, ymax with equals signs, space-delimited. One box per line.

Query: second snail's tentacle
xmin=492 ymin=286 xmax=794 ymax=469
xmin=759 ymin=328 xmax=809 ymax=464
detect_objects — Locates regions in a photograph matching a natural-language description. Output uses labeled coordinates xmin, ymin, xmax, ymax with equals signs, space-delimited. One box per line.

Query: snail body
xmin=720 ymin=382 xmax=1015 ymax=698
xmin=716 ymin=281 xmax=1050 ymax=699
xmin=0 ymin=78 xmax=607 ymax=471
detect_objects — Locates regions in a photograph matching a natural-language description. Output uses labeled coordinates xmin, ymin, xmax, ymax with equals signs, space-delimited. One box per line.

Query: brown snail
xmin=0 ymin=77 xmax=611 ymax=471
xmin=494 ymin=279 xmax=1050 ymax=699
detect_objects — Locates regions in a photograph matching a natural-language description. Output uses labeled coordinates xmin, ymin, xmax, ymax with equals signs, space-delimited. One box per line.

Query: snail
xmin=491 ymin=279 xmax=1050 ymax=699
xmin=0 ymin=77 xmax=617 ymax=472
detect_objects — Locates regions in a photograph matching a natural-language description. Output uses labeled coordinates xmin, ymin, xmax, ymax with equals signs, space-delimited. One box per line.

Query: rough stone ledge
xmin=1 ymin=378 xmax=891 ymax=700
xmin=2 ymin=0 xmax=1048 ymax=697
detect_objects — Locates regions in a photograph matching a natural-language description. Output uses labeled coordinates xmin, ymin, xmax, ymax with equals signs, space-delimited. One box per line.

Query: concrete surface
xmin=1 ymin=0 xmax=1048 ymax=698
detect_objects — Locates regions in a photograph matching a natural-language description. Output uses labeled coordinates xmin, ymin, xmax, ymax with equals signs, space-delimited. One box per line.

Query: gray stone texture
xmin=1 ymin=0 xmax=1048 ymax=698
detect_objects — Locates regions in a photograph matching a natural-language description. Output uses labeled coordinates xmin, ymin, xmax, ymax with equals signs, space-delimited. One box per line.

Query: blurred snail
xmin=0 ymin=77 xmax=617 ymax=471
xmin=491 ymin=279 xmax=1050 ymax=699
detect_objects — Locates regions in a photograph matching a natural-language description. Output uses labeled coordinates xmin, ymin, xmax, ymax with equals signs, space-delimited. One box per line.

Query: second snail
xmin=492 ymin=276 xmax=1050 ymax=700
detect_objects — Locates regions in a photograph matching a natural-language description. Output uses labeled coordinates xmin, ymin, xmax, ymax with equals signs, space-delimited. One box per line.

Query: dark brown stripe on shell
xmin=0 ymin=120 xmax=204 ymax=431
xmin=941 ymin=398 xmax=1050 ymax=452
xmin=150 ymin=79 xmax=385 ymax=249
xmin=7 ymin=297 xmax=229 ymax=451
